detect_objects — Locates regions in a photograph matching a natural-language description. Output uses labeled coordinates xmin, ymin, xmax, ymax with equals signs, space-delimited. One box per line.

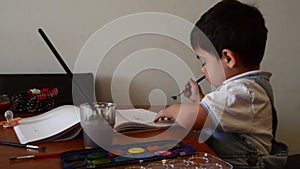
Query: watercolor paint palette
xmin=60 ymin=140 xmax=196 ymax=169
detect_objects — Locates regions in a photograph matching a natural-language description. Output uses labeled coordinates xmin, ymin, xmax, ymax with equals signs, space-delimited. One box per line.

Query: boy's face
xmin=194 ymin=47 xmax=226 ymax=87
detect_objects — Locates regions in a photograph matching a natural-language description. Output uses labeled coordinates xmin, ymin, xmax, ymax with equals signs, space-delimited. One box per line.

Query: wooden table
xmin=0 ymin=108 xmax=215 ymax=169
xmin=0 ymin=128 xmax=215 ymax=168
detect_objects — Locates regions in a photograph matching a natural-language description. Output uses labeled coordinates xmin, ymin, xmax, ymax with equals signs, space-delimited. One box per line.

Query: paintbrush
xmin=9 ymin=152 xmax=60 ymax=160
xmin=0 ymin=141 xmax=46 ymax=150
xmin=171 ymin=75 xmax=205 ymax=100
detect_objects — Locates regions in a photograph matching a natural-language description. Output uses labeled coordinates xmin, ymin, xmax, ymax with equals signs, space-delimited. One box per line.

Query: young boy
xmin=154 ymin=0 xmax=287 ymax=168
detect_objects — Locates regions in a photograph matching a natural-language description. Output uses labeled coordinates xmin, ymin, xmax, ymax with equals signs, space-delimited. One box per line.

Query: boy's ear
xmin=221 ymin=49 xmax=237 ymax=69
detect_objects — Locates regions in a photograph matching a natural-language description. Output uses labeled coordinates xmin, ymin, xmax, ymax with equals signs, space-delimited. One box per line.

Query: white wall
xmin=0 ymin=0 xmax=299 ymax=154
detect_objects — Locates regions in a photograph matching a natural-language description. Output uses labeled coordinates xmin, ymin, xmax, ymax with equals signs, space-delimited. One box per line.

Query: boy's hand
xmin=154 ymin=103 xmax=206 ymax=130
xmin=184 ymin=79 xmax=204 ymax=103
xmin=154 ymin=104 xmax=180 ymax=123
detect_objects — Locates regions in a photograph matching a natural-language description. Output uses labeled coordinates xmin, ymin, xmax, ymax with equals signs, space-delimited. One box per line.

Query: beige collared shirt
xmin=201 ymin=70 xmax=273 ymax=155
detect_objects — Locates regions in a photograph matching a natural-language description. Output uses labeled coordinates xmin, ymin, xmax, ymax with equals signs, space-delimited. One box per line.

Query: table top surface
xmin=0 ymin=109 xmax=215 ymax=169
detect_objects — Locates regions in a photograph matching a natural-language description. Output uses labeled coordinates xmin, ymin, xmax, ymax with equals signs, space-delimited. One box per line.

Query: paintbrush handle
xmin=171 ymin=75 xmax=205 ymax=100
xmin=0 ymin=141 xmax=25 ymax=147
xmin=195 ymin=75 xmax=206 ymax=83
xmin=35 ymin=152 xmax=61 ymax=158
xmin=10 ymin=152 xmax=61 ymax=160
xmin=0 ymin=141 xmax=44 ymax=150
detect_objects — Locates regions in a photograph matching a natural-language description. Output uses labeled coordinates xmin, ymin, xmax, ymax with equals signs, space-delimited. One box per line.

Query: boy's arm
xmin=154 ymin=103 xmax=208 ymax=130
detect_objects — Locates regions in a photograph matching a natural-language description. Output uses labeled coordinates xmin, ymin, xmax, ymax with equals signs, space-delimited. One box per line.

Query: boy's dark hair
xmin=191 ymin=0 xmax=268 ymax=67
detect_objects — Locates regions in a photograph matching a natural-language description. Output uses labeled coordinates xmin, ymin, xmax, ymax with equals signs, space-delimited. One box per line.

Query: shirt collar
xmin=222 ymin=70 xmax=272 ymax=85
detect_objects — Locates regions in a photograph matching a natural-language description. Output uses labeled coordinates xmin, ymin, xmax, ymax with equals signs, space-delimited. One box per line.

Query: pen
xmin=171 ymin=75 xmax=206 ymax=100
xmin=0 ymin=141 xmax=46 ymax=150
xmin=9 ymin=152 xmax=61 ymax=160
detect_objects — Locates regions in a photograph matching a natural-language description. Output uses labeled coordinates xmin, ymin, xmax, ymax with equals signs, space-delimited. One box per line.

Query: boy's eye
xmin=196 ymin=55 xmax=206 ymax=67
